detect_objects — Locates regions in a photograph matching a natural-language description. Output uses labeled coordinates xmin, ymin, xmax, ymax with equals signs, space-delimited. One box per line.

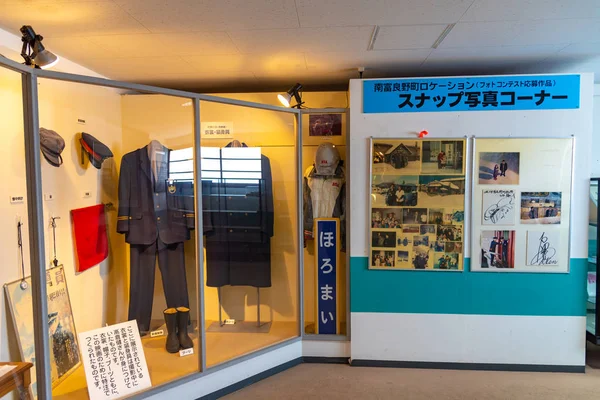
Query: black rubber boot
xmin=164 ymin=308 xmax=180 ymax=353
xmin=177 ymin=307 xmax=194 ymax=349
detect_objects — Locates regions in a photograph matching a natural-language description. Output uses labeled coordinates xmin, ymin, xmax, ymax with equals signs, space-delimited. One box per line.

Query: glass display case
xmin=588 ymin=178 xmax=599 ymax=344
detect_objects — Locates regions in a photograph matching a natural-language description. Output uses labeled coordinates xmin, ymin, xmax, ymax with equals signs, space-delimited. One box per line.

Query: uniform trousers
xmin=128 ymin=237 xmax=189 ymax=333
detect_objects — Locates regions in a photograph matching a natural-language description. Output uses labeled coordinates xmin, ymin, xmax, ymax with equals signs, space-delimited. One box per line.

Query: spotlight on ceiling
xmin=278 ymin=83 xmax=304 ymax=108
xmin=20 ymin=25 xmax=59 ymax=69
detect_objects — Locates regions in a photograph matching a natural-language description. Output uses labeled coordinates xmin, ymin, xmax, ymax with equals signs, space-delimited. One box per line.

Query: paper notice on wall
xmin=79 ymin=320 xmax=151 ymax=400
xmin=201 ymin=122 xmax=233 ymax=139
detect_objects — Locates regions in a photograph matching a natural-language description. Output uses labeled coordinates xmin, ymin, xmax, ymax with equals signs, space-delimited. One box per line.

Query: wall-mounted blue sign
xmin=363 ymin=75 xmax=580 ymax=113
xmin=315 ymin=218 xmax=339 ymax=335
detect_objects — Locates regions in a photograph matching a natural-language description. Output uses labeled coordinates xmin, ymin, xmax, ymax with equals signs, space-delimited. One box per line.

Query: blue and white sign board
xmin=315 ymin=218 xmax=340 ymax=334
xmin=363 ymin=75 xmax=580 ymax=113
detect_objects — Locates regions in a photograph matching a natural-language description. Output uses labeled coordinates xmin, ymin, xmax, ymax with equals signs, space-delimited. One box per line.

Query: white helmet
xmin=314 ymin=143 xmax=340 ymax=176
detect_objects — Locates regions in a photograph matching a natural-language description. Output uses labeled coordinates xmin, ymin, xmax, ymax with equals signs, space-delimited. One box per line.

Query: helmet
xmin=314 ymin=143 xmax=340 ymax=176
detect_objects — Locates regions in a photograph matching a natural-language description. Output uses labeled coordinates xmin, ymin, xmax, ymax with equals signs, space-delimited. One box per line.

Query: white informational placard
xmin=200 ymin=121 xmax=233 ymax=139
xmin=471 ymin=138 xmax=573 ymax=273
xmin=79 ymin=320 xmax=151 ymax=400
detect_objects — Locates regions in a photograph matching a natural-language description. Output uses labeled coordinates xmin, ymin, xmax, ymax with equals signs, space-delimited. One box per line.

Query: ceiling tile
xmin=74 ymin=56 xmax=197 ymax=80
xmin=296 ymin=0 xmax=472 ymax=27
xmin=441 ymin=19 xmax=600 ymax=48
xmin=421 ymin=45 xmax=565 ymax=76
xmin=0 ymin=2 xmax=148 ymax=37
xmin=428 ymin=44 xmax=564 ymax=61
xmin=462 ymin=0 xmax=600 ymax=22
xmin=305 ymin=49 xmax=431 ymax=72
xmin=114 ymin=0 xmax=299 ymax=33
xmin=556 ymin=42 xmax=600 ymax=56
xmin=84 ymin=32 xmax=239 ymax=58
xmin=183 ymin=53 xmax=306 ymax=74
xmin=374 ymin=25 xmax=448 ymax=50
xmin=229 ymin=26 xmax=373 ymax=54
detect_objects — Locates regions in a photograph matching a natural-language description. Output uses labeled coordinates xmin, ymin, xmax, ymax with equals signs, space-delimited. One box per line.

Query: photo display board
xmin=471 ymin=138 xmax=573 ymax=273
xmin=369 ymin=138 xmax=466 ymax=271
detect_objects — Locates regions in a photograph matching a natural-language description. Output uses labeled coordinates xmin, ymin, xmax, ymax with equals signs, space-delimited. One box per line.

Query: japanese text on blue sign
xmin=363 ymin=75 xmax=580 ymax=113
xmin=316 ymin=219 xmax=338 ymax=334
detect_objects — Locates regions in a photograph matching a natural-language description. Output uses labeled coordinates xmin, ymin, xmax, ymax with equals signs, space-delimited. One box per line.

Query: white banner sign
xmin=79 ymin=320 xmax=151 ymax=400
xmin=201 ymin=121 xmax=233 ymax=139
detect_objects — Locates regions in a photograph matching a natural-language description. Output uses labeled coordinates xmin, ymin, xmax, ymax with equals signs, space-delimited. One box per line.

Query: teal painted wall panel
xmin=350 ymin=257 xmax=587 ymax=316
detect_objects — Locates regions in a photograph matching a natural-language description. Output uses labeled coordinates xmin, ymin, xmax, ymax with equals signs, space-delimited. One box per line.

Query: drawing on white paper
xmin=526 ymin=231 xmax=560 ymax=266
xmin=482 ymin=189 xmax=516 ymax=225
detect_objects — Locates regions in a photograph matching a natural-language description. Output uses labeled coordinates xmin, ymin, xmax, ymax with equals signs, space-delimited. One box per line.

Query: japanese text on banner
xmin=363 ymin=75 xmax=580 ymax=113
xmin=315 ymin=219 xmax=339 ymax=334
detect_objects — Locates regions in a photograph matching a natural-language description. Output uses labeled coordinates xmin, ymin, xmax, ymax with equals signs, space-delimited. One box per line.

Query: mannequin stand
xmin=207 ymin=286 xmax=272 ymax=333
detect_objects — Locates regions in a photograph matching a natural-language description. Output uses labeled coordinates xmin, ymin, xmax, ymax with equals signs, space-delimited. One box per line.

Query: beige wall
xmin=0 ymin=68 xmax=124 ymax=399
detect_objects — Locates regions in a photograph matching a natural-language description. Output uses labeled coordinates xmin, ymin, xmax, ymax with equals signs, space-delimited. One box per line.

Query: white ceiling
xmin=0 ymin=0 xmax=598 ymax=92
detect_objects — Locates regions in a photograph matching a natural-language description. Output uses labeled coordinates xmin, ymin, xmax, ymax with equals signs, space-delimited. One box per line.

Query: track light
xmin=278 ymin=83 xmax=304 ymax=108
xmin=20 ymin=25 xmax=59 ymax=69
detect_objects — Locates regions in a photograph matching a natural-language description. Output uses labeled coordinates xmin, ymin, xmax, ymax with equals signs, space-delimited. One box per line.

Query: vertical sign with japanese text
xmin=363 ymin=75 xmax=580 ymax=113
xmin=79 ymin=320 xmax=151 ymax=400
xmin=315 ymin=218 xmax=340 ymax=334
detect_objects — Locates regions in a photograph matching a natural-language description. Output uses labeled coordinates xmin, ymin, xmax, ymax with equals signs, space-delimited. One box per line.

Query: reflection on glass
xmin=200 ymin=101 xmax=299 ymax=367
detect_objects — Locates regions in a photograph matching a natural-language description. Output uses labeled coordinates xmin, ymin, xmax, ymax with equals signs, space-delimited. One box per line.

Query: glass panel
xmin=199 ymin=100 xmax=299 ymax=367
xmin=34 ymin=79 xmax=199 ymax=399
xmin=301 ymin=112 xmax=347 ymax=335
xmin=588 ymin=180 xmax=598 ymax=337
xmin=0 ymin=67 xmax=40 ymax=398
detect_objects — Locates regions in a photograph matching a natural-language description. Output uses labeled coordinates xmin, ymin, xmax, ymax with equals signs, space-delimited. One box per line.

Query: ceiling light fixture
xmin=431 ymin=23 xmax=456 ymax=49
xmin=278 ymin=83 xmax=304 ymax=108
xmin=20 ymin=25 xmax=59 ymax=69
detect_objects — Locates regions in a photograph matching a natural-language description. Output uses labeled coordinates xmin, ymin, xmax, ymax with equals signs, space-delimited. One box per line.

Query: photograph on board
xmin=372 ymin=140 xmax=421 ymax=175
xmin=480 ymin=230 xmax=516 ymax=269
xmin=436 ymin=225 xmax=463 ymax=242
xmin=478 ymin=152 xmax=520 ymax=185
xmin=402 ymin=225 xmax=420 ymax=234
xmin=372 ymin=208 xmax=402 ymax=228
xmin=412 ymin=247 xmax=431 ymax=269
xmin=520 ymin=192 xmax=562 ymax=224
xmin=372 ymin=250 xmax=395 ymax=268
xmin=397 ymin=235 xmax=412 ymax=247
xmin=402 ymin=208 xmax=428 ymax=224
xmin=309 ymin=113 xmax=342 ymax=136
xmin=433 ymin=239 xmax=445 ymax=251
xmin=445 ymin=242 xmax=463 ymax=253
xmin=413 ymin=235 xmax=430 ymax=248
xmin=421 ymin=140 xmax=464 ymax=175
xmin=433 ymin=253 xmax=460 ymax=270
xmin=418 ymin=175 xmax=465 ymax=208
xmin=397 ymin=250 xmax=410 ymax=264
xmin=371 ymin=175 xmax=419 ymax=207
xmin=526 ymin=230 xmax=560 ymax=266
xmin=420 ymin=224 xmax=436 ymax=234
xmin=372 ymin=231 xmax=396 ymax=248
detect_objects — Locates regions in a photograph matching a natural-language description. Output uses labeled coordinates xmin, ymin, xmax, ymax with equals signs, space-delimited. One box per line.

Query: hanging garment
xmin=70 ymin=204 xmax=109 ymax=272
xmin=117 ymin=142 xmax=195 ymax=333
xmin=303 ymin=162 xmax=346 ymax=249
xmin=204 ymin=142 xmax=274 ymax=288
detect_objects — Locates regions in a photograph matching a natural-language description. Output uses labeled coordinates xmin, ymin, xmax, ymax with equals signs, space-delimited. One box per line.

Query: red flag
xmin=70 ymin=204 xmax=108 ymax=272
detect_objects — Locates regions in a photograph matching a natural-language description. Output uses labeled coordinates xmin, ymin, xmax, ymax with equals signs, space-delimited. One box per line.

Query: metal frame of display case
xmin=0 ymin=55 xmax=349 ymax=399
xmin=588 ymin=178 xmax=600 ymax=344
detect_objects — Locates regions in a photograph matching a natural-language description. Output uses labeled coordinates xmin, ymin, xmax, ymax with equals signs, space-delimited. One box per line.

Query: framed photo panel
xmin=471 ymin=138 xmax=573 ymax=273
xmin=369 ymin=138 xmax=466 ymax=271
